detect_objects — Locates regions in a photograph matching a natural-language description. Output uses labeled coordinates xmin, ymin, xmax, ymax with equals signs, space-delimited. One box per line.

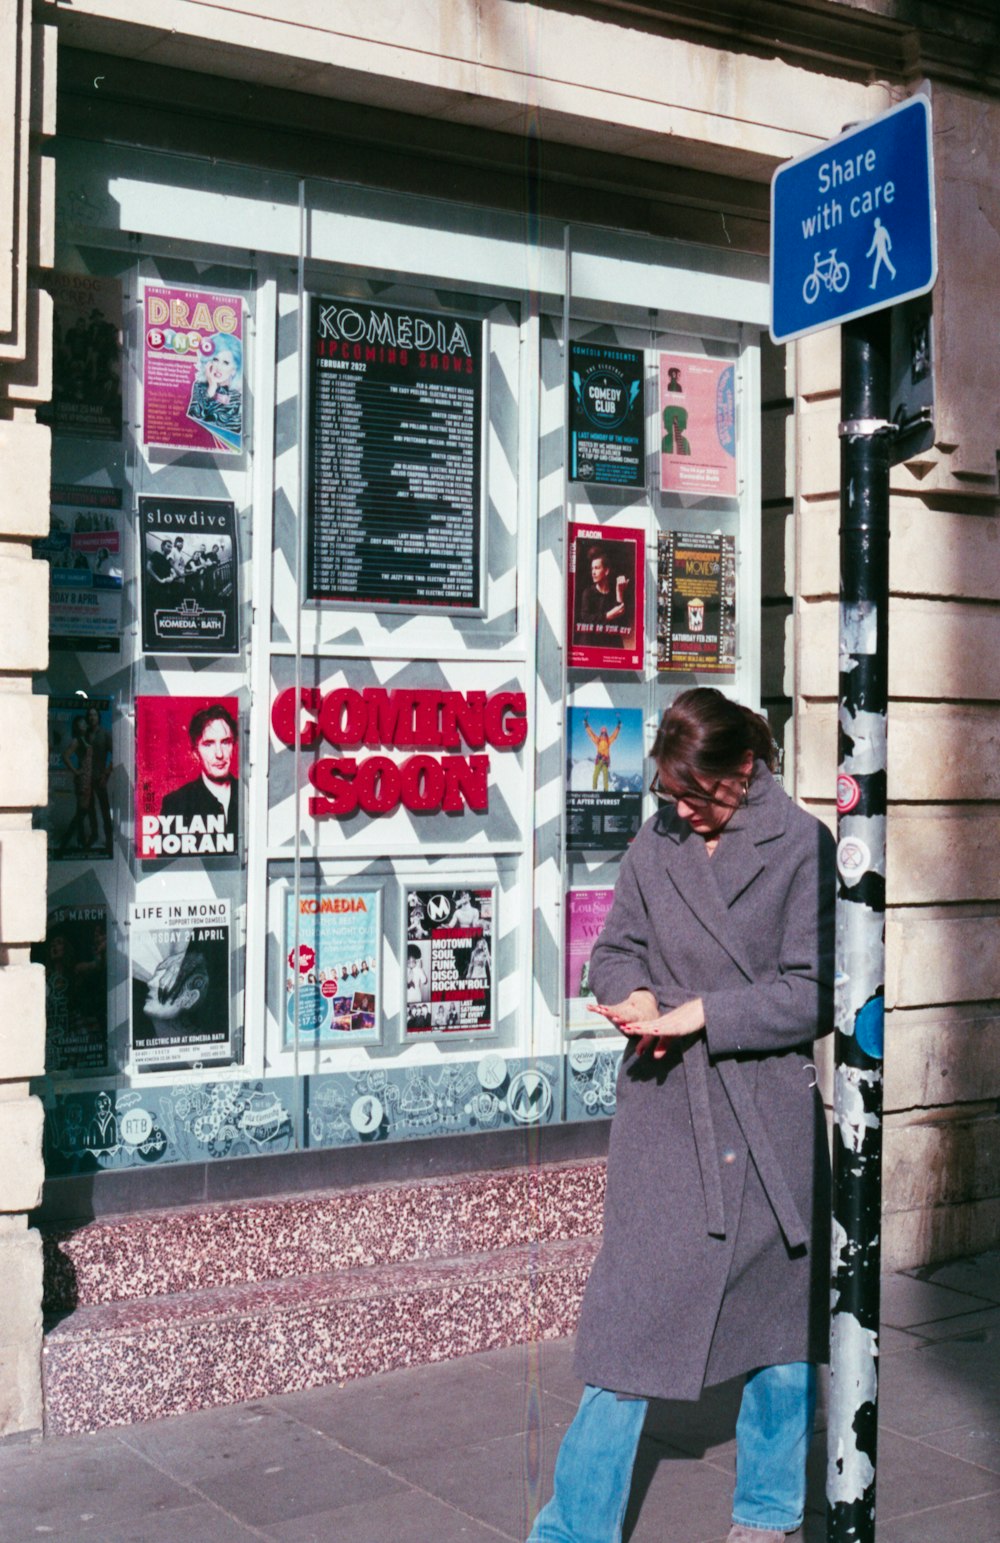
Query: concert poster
xmin=568 ymin=341 xmax=645 ymax=486
xmin=43 ymin=696 xmax=114 ymax=861
xmin=40 ymin=273 xmax=123 ymax=440
xmin=139 ymin=496 xmax=239 ymax=655
xmin=142 ymin=283 xmax=245 ymax=454
xmin=35 ymin=485 xmax=124 ymax=653
xmin=32 ymin=905 xmax=109 ymax=1074
xmin=657 ymin=530 xmax=737 ymax=674
xmin=565 ymin=889 xmax=615 ymax=1031
xmin=129 ymin=897 xmax=233 ymax=1071
xmin=306 ymin=296 xmax=483 ymax=610
xmin=283 ymin=888 xmax=381 ymax=1048
xmin=135 ymin=695 xmax=240 ymax=862
xmin=567 ymin=523 xmax=645 ymax=672
xmin=404 ymin=885 xmax=495 ymax=1036
xmin=659 ymin=353 xmax=737 ymax=496
xmin=566 ymin=706 xmax=644 ymax=851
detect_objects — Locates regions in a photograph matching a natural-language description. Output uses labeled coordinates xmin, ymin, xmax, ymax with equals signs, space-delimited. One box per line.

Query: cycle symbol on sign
xmin=802 ymin=249 xmax=850 ymax=304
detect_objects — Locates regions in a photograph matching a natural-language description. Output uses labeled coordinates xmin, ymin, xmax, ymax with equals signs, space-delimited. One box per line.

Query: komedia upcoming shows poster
xmin=567 ymin=523 xmax=645 ymax=672
xmin=135 ymin=696 xmax=240 ymax=861
xmin=568 ymin=341 xmax=645 ymax=486
xmin=129 ymin=898 xmax=233 ymax=1071
xmin=565 ymin=889 xmax=615 ymax=1031
xmin=142 ymin=283 xmax=245 ymax=454
xmin=565 ymin=706 xmax=644 ymax=850
xmin=32 ymin=905 xmax=109 ymax=1074
xmin=657 ymin=530 xmax=736 ymax=674
xmin=284 ymin=889 xmax=381 ymax=1048
xmin=659 ymin=353 xmax=737 ymax=496
xmin=139 ymin=496 xmax=239 ymax=655
xmin=404 ymin=885 xmax=495 ymax=1035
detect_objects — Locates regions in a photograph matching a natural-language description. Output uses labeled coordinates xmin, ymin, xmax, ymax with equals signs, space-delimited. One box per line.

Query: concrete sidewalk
xmin=1 ymin=1252 xmax=998 ymax=1543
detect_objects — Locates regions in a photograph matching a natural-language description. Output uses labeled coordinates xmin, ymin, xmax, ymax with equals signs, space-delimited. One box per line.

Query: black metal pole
xmin=826 ymin=311 xmax=892 ymax=1543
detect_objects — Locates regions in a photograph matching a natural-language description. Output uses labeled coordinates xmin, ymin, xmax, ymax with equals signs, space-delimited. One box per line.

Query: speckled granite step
xmin=42 ymin=1234 xmax=599 ymax=1434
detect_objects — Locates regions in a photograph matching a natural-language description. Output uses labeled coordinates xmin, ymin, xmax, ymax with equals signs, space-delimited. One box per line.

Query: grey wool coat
xmin=574 ymin=763 xmax=836 ymax=1402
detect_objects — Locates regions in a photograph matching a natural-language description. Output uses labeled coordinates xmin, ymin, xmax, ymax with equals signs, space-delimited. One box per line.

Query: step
xmin=42 ymin=1235 xmax=599 ymax=1434
xmin=43 ymin=1158 xmax=607 ymax=1311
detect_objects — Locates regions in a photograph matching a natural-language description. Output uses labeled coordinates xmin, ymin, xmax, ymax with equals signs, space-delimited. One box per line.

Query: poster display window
xmin=135 ymin=696 xmax=240 ymax=862
xmin=42 ymin=696 xmax=114 ymax=861
xmin=40 ymin=273 xmax=123 ymax=441
xmin=403 ymin=884 xmax=496 ymax=1037
xmin=566 ymin=707 xmax=643 ymax=851
xmin=139 ymin=496 xmax=239 ymax=655
xmin=567 ymin=523 xmax=645 ymax=671
xmin=128 ymin=897 xmax=234 ymax=1072
xmin=142 ymin=283 xmax=246 ymax=454
xmin=564 ymin=889 xmax=615 ymax=1032
xmin=657 ymin=530 xmax=737 ymax=673
xmin=33 ymin=904 xmax=110 ymax=1074
xmin=37 ymin=485 xmax=124 ymax=654
xmin=283 ymin=887 xmax=382 ymax=1048
xmin=567 ymin=341 xmax=645 ymax=486
xmin=659 ymin=352 xmax=738 ymax=496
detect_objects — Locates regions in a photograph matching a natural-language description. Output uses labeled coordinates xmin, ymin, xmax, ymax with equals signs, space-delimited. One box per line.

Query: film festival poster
xmin=659 ymin=352 xmax=737 ymax=497
xmin=35 ymin=485 xmax=124 ymax=654
xmin=657 ymin=530 xmax=737 ymax=674
xmin=566 ymin=705 xmax=644 ymax=851
xmin=565 ymin=888 xmax=615 ymax=1031
xmin=405 ymin=885 xmax=495 ymax=1036
xmin=568 ymin=340 xmax=645 ymax=487
xmin=283 ymin=888 xmax=381 ymax=1048
xmin=306 ymin=295 xmax=484 ymax=612
xmin=135 ymin=695 xmax=240 ymax=863
xmin=567 ymin=523 xmax=645 ymax=672
xmin=128 ymin=897 xmax=233 ymax=1072
xmin=39 ymin=272 xmax=123 ymax=440
xmin=31 ymin=904 xmax=109 ymax=1075
xmin=43 ymin=696 xmax=115 ymax=861
xmin=139 ymin=495 xmax=239 ymax=656
xmin=142 ymin=282 xmax=245 ymax=455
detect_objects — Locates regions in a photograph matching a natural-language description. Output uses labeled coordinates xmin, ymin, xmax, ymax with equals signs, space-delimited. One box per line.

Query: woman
xmin=57 ymin=714 xmax=96 ymax=855
xmin=530 ymin=689 xmax=835 ymax=1543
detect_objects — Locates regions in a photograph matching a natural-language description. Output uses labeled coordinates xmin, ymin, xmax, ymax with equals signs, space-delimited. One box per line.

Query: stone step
xmin=42 ymin=1234 xmax=599 ymax=1435
xmin=42 ymin=1159 xmax=606 ymax=1311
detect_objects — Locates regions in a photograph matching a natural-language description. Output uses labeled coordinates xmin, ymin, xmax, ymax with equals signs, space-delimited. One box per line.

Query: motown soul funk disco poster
xmin=405 ymin=885 xmax=495 ymax=1035
xmin=659 ymin=353 xmax=737 ymax=496
xmin=284 ymin=888 xmax=381 ymax=1047
xmin=142 ymin=283 xmax=245 ymax=454
xmin=135 ymin=695 xmax=240 ymax=862
xmin=129 ymin=897 xmax=233 ymax=1072
xmin=139 ymin=495 xmax=239 ymax=655
xmin=568 ymin=341 xmax=645 ymax=486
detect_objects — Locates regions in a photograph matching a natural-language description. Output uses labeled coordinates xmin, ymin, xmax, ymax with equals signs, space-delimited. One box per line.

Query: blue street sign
xmin=770 ymin=95 xmax=936 ymax=344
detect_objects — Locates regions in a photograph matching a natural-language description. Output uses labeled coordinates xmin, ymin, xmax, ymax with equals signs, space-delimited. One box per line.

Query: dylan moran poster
xmin=142 ymin=283 xmax=245 ymax=454
xmin=36 ymin=485 xmax=124 ymax=653
xmin=566 ymin=706 xmax=644 ymax=851
xmin=659 ymin=353 xmax=737 ymax=496
xmin=568 ymin=341 xmax=645 ymax=486
xmin=139 ymin=495 xmax=239 ymax=655
xmin=284 ymin=889 xmax=381 ymax=1047
xmin=565 ymin=889 xmax=614 ymax=1030
xmin=33 ymin=905 xmax=109 ymax=1074
xmin=657 ymin=530 xmax=736 ymax=674
xmin=567 ymin=523 xmax=645 ymax=672
xmin=135 ymin=696 xmax=240 ymax=861
xmin=405 ymin=885 xmax=494 ymax=1035
xmin=43 ymin=696 xmax=114 ymax=861
xmin=129 ymin=897 xmax=233 ymax=1071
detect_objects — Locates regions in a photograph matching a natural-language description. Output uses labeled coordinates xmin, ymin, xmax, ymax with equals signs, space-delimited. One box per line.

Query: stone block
xmin=798 ymin=501 xmax=1000 ymax=605
xmin=0 ymin=1330 xmax=43 ymax=1439
xmin=0 ymin=1228 xmax=42 ymax=1322
xmin=0 ymin=557 xmax=47 ymax=671
xmin=795 ymin=500 xmax=838 ymax=600
xmin=888 ymin=806 xmax=1000 ymax=904
xmin=883 ymin=1113 xmax=1000 ymax=1213
xmin=798 ymin=597 xmax=1000 ymax=701
xmin=0 ymin=831 xmax=47 ymax=945
xmin=794 ymin=326 xmax=840 ymax=401
xmin=0 ymin=967 xmax=45 ymax=1080
xmin=0 ymin=694 xmax=46 ymax=808
xmin=0 ymin=420 xmax=51 ymax=537
xmin=0 ymin=1097 xmax=43 ymax=1213
xmin=886 ymin=911 xmax=1000 ymax=1010
xmin=883 ymin=1007 xmax=1000 ymax=1110
xmin=795 ymin=397 xmax=840 ymax=501
xmin=797 ymin=700 xmax=1000 ymax=803
xmin=1 ymin=287 xmax=53 ymax=404
xmin=883 ymin=1196 xmax=1000 ymax=1273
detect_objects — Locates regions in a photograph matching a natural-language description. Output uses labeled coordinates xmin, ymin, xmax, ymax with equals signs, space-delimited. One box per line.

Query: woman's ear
xmin=739 ymin=750 xmax=755 ymax=776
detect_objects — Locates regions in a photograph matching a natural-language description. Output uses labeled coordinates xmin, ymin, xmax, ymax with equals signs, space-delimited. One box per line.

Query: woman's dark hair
xmin=651 ymin=688 xmax=776 ymax=789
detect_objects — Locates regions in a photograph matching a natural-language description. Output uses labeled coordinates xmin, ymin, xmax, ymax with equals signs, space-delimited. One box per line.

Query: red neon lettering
xmin=319 ymin=688 xmax=367 ymax=747
xmin=400 ymin=754 xmax=446 ymax=811
xmin=307 ymin=757 xmax=358 ymax=816
xmin=440 ymin=690 xmax=486 ymax=749
xmin=357 ymin=756 xmax=400 ymax=814
xmin=442 ymin=754 xmax=490 ymax=813
xmin=484 ymin=691 xmax=528 ymax=749
xmin=271 ymin=687 xmax=321 ymax=747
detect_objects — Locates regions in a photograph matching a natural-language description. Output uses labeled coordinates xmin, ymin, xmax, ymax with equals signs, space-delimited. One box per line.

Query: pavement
xmin=1 ymin=1251 xmax=998 ymax=1543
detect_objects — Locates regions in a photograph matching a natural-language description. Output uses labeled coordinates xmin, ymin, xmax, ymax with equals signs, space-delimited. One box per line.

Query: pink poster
xmin=565 ymin=888 xmax=615 ymax=1028
xmin=135 ymin=696 xmax=240 ymax=861
xmin=567 ymin=523 xmax=645 ymax=672
xmin=659 ymin=353 xmax=737 ymax=496
xmin=142 ymin=284 xmax=245 ymax=454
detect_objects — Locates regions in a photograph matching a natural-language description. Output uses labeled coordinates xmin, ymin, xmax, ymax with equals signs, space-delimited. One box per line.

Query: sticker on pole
xmin=770 ymin=95 xmax=936 ymax=343
xmin=836 ymin=773 xmax=861 ymax=813
xmin=837 ymin=835 xmax=872 ymax=885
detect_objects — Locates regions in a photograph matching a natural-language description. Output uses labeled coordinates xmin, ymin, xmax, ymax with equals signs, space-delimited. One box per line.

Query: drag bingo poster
xmin=43 ymin=696 xmax=114 ymax=861
xmin=657 ymin=530 xmax=736 ymax=673
xmin=284 ymin=889 xmax=381 ymax=1047
xmin=565 ymin=889 xmax=614 ymax=1030
xmin=129 ymin=898 xmax=232 ymax=1071
xmin=568 ymin=341 xmax=645 ymax=486
xmin=36 ymin=485 xmax=124 ymax=653
xmin=405 ymin=885 xmax=494 ymax=1035
xmin=135 ymin=696 xmax=240 ymax=861
xmin=139 ymin=496 xmax=239 ymax=655
xmin=41 ymin=272 xmax=123 ymax=440
xmin=567 ymin=523 xmax=645 ymax=672
xmin=142 ymin=284 xmax=245 ymax=454
xmin=659 ymin=353 xmax=737 ymax=496
xmin=566 ymin=706 xmax=643 ymax=851
xmin=32 ymin=905 xmax=109 ymax=1074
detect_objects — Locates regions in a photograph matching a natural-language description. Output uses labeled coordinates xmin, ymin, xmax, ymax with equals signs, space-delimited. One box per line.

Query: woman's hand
xmin=588 ymin=989 xmax=658 ymax=1031
xmin=590 ymin=995 xmax=706 ymax=1060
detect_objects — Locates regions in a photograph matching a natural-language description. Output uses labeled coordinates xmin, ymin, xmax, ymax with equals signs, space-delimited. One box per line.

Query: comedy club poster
xmin=43 ymin=696 xmax=114 ymax=861
xmin=135 ymin=696 xmax=240 ymax=861
xmin=659 ymin=353 xmax=737 ymax=497
xmin=139 ymin=496 xmax=239 ymax=655
xmin=566 ymin=706 xmax=643 ymax=851
xmin=33 ymin=905 xmax=109 ymax=1074
xmin=567 ymin=523 xmax=645 ymax=672
xmin=657 ymin=530 xmax=736 ymax=673
xmin=142 ymin=283 xmax=245 ymax=454
xmin=565 ymin=889 xmax=614 ymax=1030
xmin=405 ymin=885 xmax=494 ymax=1036
xmin=568 ymin=341 xmax=645 ymax=486
xmin=129 ymin=898 xmax=233 ymax=1071
xmin=36 ymin=485 xmax=124 ymax=653
xmin=284 ymin=889 xmax=381 ymax=1048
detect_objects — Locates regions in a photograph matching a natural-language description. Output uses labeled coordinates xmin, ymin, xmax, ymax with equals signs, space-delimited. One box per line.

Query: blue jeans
xmin=528 ymin=1363 xmax=816 ymax=1542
